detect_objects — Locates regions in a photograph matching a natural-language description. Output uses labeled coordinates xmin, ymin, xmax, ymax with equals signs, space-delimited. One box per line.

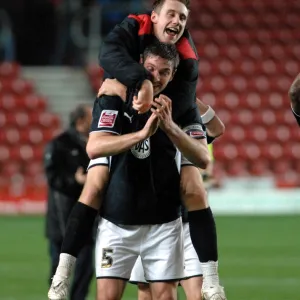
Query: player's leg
xmin=96 ymin=218 xmax=141 ymax=300
xmin=70 ymin=243 xmax=94 ymax=300
xmin=129 ymin=256 xmax=152 ymax=300
xmin=180 ymin=277 xmax=203 ymax=300
xmin=138 ymin=283 xmax=152 ymax=300
xmin=48 ymin=240 xmax=61 ymax=286
xmin=180 ymin=165 xmax=226 ymax=299
xmin=143 ymin=218 xmax=183 ymax=300
xmin=61 ymin=162 xmax=109 ymax=258
xmin=179 ymin=222 xmax=203 ymax=300
xmin=48 ymin=163 xmax=109 ymax=300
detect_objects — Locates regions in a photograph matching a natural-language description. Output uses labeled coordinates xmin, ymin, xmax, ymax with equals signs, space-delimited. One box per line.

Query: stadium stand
xmin=0 ymin=62 xmax=61 ymax=212
xmin=86 ymin=0 xmax=300 ymax=187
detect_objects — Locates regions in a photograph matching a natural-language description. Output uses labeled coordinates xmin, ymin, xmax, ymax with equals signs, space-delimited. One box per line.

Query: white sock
xmin=55 ymin=253 xmax=76 ymax=278
xmin=201 ymin=261 xmax=220 ymax=288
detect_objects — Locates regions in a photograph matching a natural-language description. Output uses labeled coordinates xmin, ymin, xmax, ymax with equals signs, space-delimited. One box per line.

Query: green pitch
xmin=0 ymin=215 xmax=299 ymax=300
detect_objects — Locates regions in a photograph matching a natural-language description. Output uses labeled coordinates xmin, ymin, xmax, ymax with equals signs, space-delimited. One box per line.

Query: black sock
xmin=61 ymin=202 xmax=98 ymax=257
xmin=188 ymin=207 xmax=218 ymax=262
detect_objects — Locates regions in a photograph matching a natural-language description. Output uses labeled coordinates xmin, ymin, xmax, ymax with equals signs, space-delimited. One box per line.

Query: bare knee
xmin=150 ymin=282 xmax=177 ymax=300
xmin=138 ymin=283 xmax=152 ymax=300
xmin=180 ymin=166 xmax=208 ymax=210
xmin=97 ymin=279 xmax=125 ymax=300
xmin=180 ymin=277 xmax=203 ymax=300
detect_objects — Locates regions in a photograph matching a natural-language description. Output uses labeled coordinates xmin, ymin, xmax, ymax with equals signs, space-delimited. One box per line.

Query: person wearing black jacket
xmin=289 ymin=73 xmax=300 ymax=126
xmin=44 ymin=104 xmax=93 ymax=300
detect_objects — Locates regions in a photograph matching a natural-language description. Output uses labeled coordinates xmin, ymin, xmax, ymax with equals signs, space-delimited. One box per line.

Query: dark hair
xmin=69 ymin=104 xmax=89 ymax=127
xmin=143 ymin=40 xmax=180 ymax=70
xmin=153 ymin=0 xmax=190 ymax=11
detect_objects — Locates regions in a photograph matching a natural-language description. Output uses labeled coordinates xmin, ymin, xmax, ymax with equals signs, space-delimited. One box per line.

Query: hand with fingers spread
xmin=97 ymin=78 xmax=127 ymax=101
xmin=151 ymin=94 xmax=174 ymax=133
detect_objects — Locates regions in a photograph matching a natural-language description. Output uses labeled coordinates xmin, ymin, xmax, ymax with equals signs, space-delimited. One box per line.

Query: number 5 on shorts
xmin=101 ymin=248 xmax=114 ymax=268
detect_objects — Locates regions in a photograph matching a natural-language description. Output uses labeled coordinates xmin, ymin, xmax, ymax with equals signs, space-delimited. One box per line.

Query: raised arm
xmin=99 ymin=14 xmax=152 ymax=88
xmin=153 ymin=95 xmax=210 ymax=169
xmin=196 ymin=98 xmax=225 ymax=138
xmin=86 ymin=96 xmax=159 ymax=159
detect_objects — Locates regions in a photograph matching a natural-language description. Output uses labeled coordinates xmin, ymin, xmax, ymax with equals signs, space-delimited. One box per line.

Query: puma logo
xmin=124 ymin=112 xmax=133 ymax=123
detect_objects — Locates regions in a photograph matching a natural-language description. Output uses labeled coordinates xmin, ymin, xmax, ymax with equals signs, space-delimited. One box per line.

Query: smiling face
xmin=151 ymin=0 xmax=188 ymax=44
xmin=143 ymin=55 xmax=175 ymax=95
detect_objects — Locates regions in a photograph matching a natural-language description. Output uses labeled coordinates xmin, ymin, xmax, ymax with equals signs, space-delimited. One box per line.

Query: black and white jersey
xmin=90 ymin=95 xmax=206 ymax=225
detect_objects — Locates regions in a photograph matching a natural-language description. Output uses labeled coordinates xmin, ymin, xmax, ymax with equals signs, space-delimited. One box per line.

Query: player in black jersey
xmin=99 ymin=3 xmax=227 ymax=298
xmin=289 ymin=73 xmax=300 ymax=126
xmin=48 ymin=41 xmax=209 ymax=300
xmin=90 ymin=42 xmax=209 ymax=300
xmin=129 ymin=100 xmax=224 ymax=300
xmin=49 ymin=1 xmax=226 ymax=299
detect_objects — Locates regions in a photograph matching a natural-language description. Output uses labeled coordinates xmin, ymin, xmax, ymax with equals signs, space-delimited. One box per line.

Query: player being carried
xmin=49 ymin=1 xmax=227 ymax=299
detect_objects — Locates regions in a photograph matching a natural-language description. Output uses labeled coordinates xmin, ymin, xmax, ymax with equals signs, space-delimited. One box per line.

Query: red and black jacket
xmin=99 ymin=13 xmax=200 ymax=122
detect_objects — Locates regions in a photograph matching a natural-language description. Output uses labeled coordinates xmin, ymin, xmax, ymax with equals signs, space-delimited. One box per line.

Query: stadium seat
xmin=249 ymin=159 xmax=272 ymax=176
xmin=0 ymin=146 xmax=10 ymax=162
xmin=0 ymin=62 xmax=20 ymax=79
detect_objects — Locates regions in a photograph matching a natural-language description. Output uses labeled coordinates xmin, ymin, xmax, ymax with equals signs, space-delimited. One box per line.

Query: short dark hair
xmin=153 ymin=0 xmax=190 ymax=11
xmin=69 ymin=104 xmax=89 ymax=127
xmin=143 ymin=40 xmax=180 ymax=70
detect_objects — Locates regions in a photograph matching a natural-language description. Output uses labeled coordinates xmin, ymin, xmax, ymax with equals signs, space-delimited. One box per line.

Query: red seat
xmin=11 ymin=145 xmax=35 ymax=161
xmin=0 ymin=111 xmax=6 ymax=127
xmin=0 ymin=162 xmax=23 ymax=177
xmin=11 ymin=79 xmax=34 ymax=95
xmin=0 ymin=62 xmax=20 ymax=79
xmin=244 ymin=126 xmax=268 ymax=143
xmin=0 ymin=94 xmax=18 ymax=110
xmin=21 ymin=128 xmax=45 ymax=145
xmin=266 ymin=93 xmax=285 ymax=110
xmin=249 ymin=159 xmax=272 ymax=176
xmin=268 ymin=126 xmax=291 ymax=143
xmin=35 ymin=112 xmax=61 ymax=128
xmin=284 ymin=144 xmax=300 ymax=160
xmin=24 ymin=161 xmax=44 ymax=177
xmin=0 ymin=146 xmax=10 ymax=162
xmin=6 ymin=112 xmax=31 ymax=127
xmin=226 ymin=159 xmax=249 ymax=176
xmin=253 ymin=110 xmax=277 ymax=126
xmin=231 ymin=110 xmax=254 ymax=126
xmin=223 ymin=126 xmax=245 ymax=143
xmin=3 ymin=128 xmax=20 ymax=145
xmin=244 ymin=93 xmax=262 ymax=110
xmin=272 ymin=160 xmax=292 ymax=174
xmin=22 ymin=95 xmax=47 ymax=111
xmin=261 ymin=144 xmax=284 ymax=160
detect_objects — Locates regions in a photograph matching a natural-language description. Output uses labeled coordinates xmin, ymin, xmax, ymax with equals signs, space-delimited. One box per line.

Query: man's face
xmin=143 ymin=55 xmax=175 ymax=95
xmin=151 ymin=0 xmax=188 ymax=44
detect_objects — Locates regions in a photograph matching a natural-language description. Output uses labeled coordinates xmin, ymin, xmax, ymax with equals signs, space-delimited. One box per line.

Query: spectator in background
xmin=44 ymin=104 xmax=94 ymax=300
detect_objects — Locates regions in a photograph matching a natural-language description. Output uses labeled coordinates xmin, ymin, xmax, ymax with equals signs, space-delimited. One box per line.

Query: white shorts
xmin=95 ymin=218 xmax=184 ymax=281
xmin=129 ymin=222 xmax=202 ymax=283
